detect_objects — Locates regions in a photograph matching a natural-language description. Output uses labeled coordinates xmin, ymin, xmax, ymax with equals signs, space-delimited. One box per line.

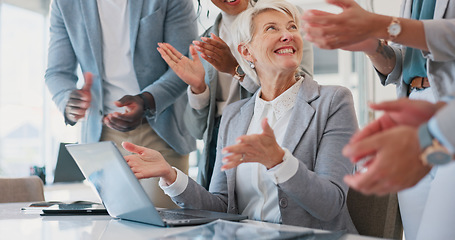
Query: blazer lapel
xmin=129 ymin=0 xmax=144 ymax=59
xmin=80 ymin=0 xmax=103 ymax=74
xmin=434 ymin=0 xmax=449 ymax=19
xmin=224 ymin=97 xmax=255 ymax=185
xmin=281 ymin=76 xmax=318 ymax=153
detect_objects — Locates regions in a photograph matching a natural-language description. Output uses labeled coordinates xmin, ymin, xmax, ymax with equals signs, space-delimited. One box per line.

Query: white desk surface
xmin=0 ymin=182 xmax=380 ymax=240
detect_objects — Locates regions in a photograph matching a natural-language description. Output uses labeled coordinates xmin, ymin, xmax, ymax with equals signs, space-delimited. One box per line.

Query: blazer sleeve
xmin=433 ymin=98 xmax=455 ymax=151
xmin=45 ymin=0 xmax=79 ymax=118
xmin=277 ymin=87 xmax=358 ymax=221
xmin=142 ymin=0 xmax=198 ymax=115
xmin=422 ymin=19 xmax=455 ymax=61
xmin=171 ymin=108 xmax=231 ymax=211
xmin=183 ymin=102 xmax=209 ymax=140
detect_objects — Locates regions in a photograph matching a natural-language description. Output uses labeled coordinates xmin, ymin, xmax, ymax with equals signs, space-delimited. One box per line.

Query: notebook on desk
xmin=64 ymin=141 xmax=247 ymax=227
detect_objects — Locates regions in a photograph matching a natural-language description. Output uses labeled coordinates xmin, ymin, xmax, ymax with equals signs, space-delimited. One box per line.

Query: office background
xmin=0 ymin=0 xmax=399 ymax=181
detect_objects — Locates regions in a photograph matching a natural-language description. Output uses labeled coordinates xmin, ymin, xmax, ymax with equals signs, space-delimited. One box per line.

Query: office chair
xmin=0 ymin=176 xmax=45 ymax=203
xmin=347 ymin=188 xmax=403 ymax=240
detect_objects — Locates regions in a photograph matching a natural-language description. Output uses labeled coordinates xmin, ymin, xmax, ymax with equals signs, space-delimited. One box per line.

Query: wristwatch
xmin=418 ymin=123 xmax=452 ymax=166
xmin=387 ymin=17 xmax=401 ymax=41
xmin=233 ymin=65 xmax=245 ymax=81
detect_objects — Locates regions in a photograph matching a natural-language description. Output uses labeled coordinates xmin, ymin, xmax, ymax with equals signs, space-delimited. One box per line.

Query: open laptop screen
xmin=65 ymin=141 xmax=165 ymax=226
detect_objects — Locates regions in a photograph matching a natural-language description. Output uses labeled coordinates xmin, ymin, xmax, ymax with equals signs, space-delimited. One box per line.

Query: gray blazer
xmin=184 ymin=13 xmax=314 ymax=187
xmin=381 ymin=0 xmax=455 ymax=99
xmin=173 ymin=75 xmax=358 ymax=233
xmin=45 ymin=0 xmax=198 ymax=155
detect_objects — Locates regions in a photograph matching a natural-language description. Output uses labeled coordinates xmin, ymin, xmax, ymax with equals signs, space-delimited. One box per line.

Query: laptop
xmin=53 ymin=142 xmax=85 ymax=183
xmin=64 ymin=141 xmax=247 ymax=227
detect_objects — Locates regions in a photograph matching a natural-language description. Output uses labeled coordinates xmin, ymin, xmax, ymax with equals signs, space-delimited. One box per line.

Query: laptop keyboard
xmin=158 ymin=210 xmax=204 ymax=220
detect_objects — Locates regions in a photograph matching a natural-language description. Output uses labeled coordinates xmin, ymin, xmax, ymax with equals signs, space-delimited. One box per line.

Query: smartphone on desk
xmin=40 ymin=202 xmax=108 ymax=216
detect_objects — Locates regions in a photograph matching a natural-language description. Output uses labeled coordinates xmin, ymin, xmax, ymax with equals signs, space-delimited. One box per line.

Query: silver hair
xmin=231 ymin=0 xmax=301 ymax=85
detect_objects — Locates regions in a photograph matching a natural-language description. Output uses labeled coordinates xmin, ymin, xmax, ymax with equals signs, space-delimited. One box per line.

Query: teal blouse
xmin=402 ymin=0 xmax=436 ymax=85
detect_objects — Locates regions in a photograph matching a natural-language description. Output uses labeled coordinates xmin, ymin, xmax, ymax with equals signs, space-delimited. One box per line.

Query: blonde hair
xmin=231 ymin=0 xmax=301 ymax=85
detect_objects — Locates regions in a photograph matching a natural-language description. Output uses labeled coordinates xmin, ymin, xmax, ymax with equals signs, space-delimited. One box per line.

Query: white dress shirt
xmin=235 ymin=77 xmax=302 ymax=223
xmin=97 ymin=0 xmax=140 ymax=114
xmin=161 ymin=78 xmax=303 ymax=223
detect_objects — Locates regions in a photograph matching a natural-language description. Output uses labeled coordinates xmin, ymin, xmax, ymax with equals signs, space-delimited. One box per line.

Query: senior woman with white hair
xmin=122 ymin=0 xmax=358 ymax=232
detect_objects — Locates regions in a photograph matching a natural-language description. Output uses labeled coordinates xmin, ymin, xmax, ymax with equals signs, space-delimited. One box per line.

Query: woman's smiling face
xmin=246 ymin=9 xmax=303 ymax=76
xmin=211 ymin=0 xmax=249 ymax=15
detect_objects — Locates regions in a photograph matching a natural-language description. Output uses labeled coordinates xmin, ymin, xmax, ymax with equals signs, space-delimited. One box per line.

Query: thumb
xmin=122 ymin=141 xmax=147 ymax=155
xmin=369 ymin=100 xmax=403 ymax=112
xmin=261 ymin=118 xmax=275 ymax=137
xmin=82 ymin=72 xmax=93 ymax=91
xmin=189 ymin=45 xmax=201 ymax=63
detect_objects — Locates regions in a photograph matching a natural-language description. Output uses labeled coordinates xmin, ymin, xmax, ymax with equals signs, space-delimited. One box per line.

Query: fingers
xmin=221 ymin=153 xmax=244 ymax=171
xmin=157 ymin=42 xmax=184 ymax=64
xmin=343 ymin=134 xmax=380 ymax=161
xmin=301 ymin=10 xmax=340 ymax=25
xmin=115 ymin=95 xmax=139 ymax=108
xmin=82 ymin=72 xmax=93 ymax=91
xmin=103 ymin=114 xmax=141 ymax=132
xmin=193 ymin=36 xmax=225 ymax=59
xmin=326 ymin=0 xmax=356 ymax=9
xmin=368 ymin=100 xmax=405 ymax=112
xmin=347 ymin=119 xmax=383 ymax=144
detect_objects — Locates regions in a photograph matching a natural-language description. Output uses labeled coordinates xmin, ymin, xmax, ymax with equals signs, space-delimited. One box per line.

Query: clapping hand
xmin=122 ymin=142 xmax=177 ymax=185
xmin=301 ymin=0 xmax=378 ymax=51
xmin=221 ymin=118 xmax=285 ymax=171
xmin=193 ymin=33 xmax=238 ymax=76
xmin=157 ymin=42 xmax=206 ymax=94
xmin=103 ymin=94 xmax=145 ymax=132
xmin=342 ymin=98 xmax=442 ymax=195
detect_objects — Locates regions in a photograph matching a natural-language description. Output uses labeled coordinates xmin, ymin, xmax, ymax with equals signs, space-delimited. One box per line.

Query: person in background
xmin=125 ymin=0 xmax=357 ymax=232
xmin=45 ymin=0 xmax=198 ymax=209
xmin=302 ymin=0 xmax=455 ymax=239
xmin=187 ymin=0 xmax=314 ymax=189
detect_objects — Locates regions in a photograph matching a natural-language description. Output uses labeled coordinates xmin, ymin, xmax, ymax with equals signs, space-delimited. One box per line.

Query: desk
xmin=0 ymin=183 xmax=380 ymax=240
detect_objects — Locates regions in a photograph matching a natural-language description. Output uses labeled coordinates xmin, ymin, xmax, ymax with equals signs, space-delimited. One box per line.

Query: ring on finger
xmin=239 ymin=154 xmax=245 ymax=162
xmin=179 ymin=55 xmax=184 ymax=60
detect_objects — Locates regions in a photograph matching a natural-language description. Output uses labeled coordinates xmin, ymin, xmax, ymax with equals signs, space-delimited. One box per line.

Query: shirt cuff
xmin=159 ymin=167 xmax=189 ymax=197
xmin=428 ymin=118 xmax=455 ymax=154
xmin=440 ymin=94 xmax=455 ymax=103
xmin=267 ymin=148 xmax=299 ymax=184
xmin=187 ymin=84 xmax=210 ymax=110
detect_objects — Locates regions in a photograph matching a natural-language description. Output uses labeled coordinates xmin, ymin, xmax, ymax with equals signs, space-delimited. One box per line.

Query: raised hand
xmin=157 ymin=42 xmax=206 ymax=94
xmin=301 ymin=0 xmax=378 ymax=50
xmin=103 ymin=94 xmax=146 ymax=132
xmin=65 ymin=72 xmax=93 ymax=124
xmin=122 ymin=142 xmax=177 ymax=185
xmin=193 ymin=33 xmax=238 ymax=76
xmin=221 ymin=118 xmax=285 ymax=171
xmin=348 ymin=98 xmax=443 ymax=145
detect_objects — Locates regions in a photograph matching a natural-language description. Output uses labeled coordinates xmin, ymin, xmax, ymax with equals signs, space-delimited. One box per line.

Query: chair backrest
xmin=347 ymin=188 xmax=403 ymax=239
xmin=0 ymin=176 xmax=45 ymax=203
